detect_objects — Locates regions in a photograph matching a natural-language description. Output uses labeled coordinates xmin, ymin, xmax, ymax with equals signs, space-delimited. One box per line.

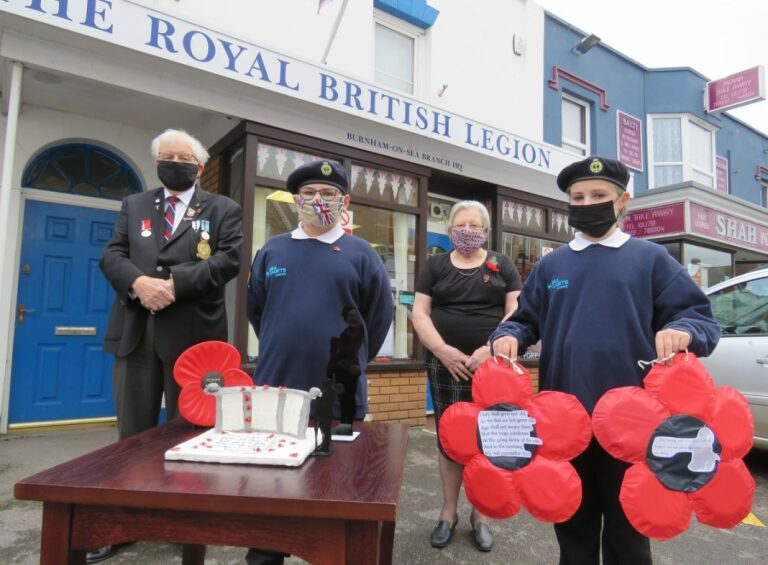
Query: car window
xmin=708 ymin=276 xmax=768 ymax=335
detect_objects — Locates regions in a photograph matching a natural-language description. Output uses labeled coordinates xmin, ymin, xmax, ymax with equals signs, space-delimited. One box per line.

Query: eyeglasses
xmin=297 ymin=187 xmax=343 ymax=201
xmin=453 ymin=224 xmax=485 ymax=231
xmin=158 ymin=153 xmax=198 ymax=164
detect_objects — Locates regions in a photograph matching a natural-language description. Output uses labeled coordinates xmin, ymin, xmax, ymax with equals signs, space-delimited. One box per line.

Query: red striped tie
xmin=164 ymin=196 xmax=179 ymax=241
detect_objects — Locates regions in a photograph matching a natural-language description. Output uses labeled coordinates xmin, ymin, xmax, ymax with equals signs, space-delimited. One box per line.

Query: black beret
xmin=286 ymin=160 xmax=349 ymax=194
xmin=556 ymin=156 xmax=629 ymax=192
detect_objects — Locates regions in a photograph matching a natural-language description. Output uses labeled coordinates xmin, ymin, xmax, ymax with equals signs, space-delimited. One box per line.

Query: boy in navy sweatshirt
xmin=490 ymin=156 xmax=720 ymax=565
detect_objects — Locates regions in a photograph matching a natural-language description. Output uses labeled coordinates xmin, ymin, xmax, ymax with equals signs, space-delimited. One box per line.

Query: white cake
xmin=165 ymin=384 xmax=323 ymax=466
xmin=165 ymin=427 xmax=322 ymax=466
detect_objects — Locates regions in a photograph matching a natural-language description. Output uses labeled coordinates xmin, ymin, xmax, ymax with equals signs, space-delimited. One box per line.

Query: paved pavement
xmin=1 ymin=424 xmax=767 ymax=564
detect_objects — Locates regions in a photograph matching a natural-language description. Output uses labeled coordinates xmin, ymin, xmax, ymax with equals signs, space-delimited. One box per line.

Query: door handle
xmin=17 ymin=304 xmax=36 ymax=324
xmin=757 ymin=358 xmax=768 ymax=366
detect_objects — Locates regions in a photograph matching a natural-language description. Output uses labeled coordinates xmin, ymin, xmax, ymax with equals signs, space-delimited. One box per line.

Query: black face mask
xmin=157 ymin=161 xmax=198 ymax=190
xmin=568 ymin=199 xmax=619 ymax=238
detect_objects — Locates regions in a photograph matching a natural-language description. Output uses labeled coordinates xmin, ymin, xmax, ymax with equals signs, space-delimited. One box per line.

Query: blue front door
xmin=9 ymin=201 xmax=117 ymax=423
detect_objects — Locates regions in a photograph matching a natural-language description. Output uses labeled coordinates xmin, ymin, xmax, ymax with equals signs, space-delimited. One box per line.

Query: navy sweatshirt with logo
xmin=247 ymin=232 xmax=392 ymax=417
xmin=489 ymin=237 xmax=720 ymax=413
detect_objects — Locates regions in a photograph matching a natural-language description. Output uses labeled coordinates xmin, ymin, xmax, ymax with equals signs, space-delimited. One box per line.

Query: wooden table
xmin=14 ymin=418 xmax=409 ymax=565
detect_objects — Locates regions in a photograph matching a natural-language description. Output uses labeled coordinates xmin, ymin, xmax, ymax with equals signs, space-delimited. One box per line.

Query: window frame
xmin=561 ymin=94 xmax=591 ymax=156
xmin=647 ymin=113 xmax=718 ymax=189
xmin=373 ymin=9 xmax=425 ymax=96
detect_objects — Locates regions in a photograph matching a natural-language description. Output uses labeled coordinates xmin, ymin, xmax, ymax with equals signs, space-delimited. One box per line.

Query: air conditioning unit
xmin=429 ymin=203 xmax=450 ymax=220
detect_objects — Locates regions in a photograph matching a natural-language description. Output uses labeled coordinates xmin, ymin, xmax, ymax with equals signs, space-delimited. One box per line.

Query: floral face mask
xmin=450 ymin=227 xmax=487 ymax=255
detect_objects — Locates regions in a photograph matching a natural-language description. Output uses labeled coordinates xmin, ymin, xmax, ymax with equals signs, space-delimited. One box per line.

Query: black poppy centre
xmin=646 ymin=414 xmax=722 ymax=492
xmin=201 ymin=371 xmax=226 ymax=390
xmin=476 ymin=403 xmax=541 ymax=470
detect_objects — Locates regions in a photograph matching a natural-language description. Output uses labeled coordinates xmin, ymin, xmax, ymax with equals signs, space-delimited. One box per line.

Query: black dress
xmin=415 ymin=251 xmax=521 ymax=441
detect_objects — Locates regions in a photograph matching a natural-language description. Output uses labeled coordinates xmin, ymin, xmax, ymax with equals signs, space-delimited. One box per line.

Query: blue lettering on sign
xmin=265 ymin=265 xmax=287 ymax=278
xmin=0 ymin=0 xmax=553 ymax=173
xmin=547 ymin=278 xmax=569 ymax=291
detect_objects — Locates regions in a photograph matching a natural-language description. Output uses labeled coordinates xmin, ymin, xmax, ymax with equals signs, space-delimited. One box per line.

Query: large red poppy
xmin=592 ymin=353 xmax=755 ymax=540
xmin=173 ymin=341 xmax=253 ymax=427
xmin=439 ymin=359 xmax=591 ymax=521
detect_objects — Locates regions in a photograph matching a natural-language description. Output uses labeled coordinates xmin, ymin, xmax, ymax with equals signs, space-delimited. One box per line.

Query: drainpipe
xmin=0 ymin=61 xmax=23 ymax=434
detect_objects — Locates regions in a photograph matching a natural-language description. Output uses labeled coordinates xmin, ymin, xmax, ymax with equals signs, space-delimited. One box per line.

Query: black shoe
xmin=470 ymin=520 xmax=494 ymax=552
xmin=86 ymin=546 xmax=116 ymax=563
xmin=429 ymin=515 xmax=458 ymax=548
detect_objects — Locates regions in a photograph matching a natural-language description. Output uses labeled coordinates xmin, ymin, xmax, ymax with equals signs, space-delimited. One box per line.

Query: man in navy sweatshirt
xmin=245 ymin=160 xmax=392 ymax=564
xmin=491 ymin=156 xmax=720 ymax=565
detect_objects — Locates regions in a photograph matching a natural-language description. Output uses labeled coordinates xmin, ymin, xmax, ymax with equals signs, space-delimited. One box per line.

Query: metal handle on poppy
xmin=494 ymin=353 xmax=525 ymax=374
xmin=637 ymin=349 xmax=689 ymax=370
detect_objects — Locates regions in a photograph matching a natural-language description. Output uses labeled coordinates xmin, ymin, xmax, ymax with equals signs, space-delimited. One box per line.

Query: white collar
xmin=569 ymin=229 xmax=630 ymax=251
xmin=291 ymin=223 xmax=344 ymax=244
xmin=164 ymin=187 xmax=194 ymax=207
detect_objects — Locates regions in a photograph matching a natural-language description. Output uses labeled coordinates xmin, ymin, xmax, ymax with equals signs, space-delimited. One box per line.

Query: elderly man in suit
xmin=93 ymin=129 xmax=242 ymax=561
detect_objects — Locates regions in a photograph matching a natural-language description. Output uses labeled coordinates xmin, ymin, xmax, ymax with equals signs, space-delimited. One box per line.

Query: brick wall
xmin=201 ymin=154 xmax=221 ymax=194
xmin=367 ymin=370 xmax=428 ymax=426
xmin=367 ymin=364 xmax=540 ymax=426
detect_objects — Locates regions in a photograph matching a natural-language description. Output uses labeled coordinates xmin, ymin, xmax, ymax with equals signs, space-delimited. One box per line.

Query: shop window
xmin=23 ymin=143 xmax=142 ymax=199
xmin=256 ymin=143 xmax=338 ymax=182
xmin=549 ymin=210 xmax=575 ymax=239
xmin=683 ymin=243 xmax=732 ymax=289
xmin=351 ymin=164 xmax=419 ymax=206
xmin=649 ymin=115 xmax=716 ymax=189
xmin=247 ymin=189 xmax=416 ymax=361
xmin=374 ymin=17 xmax=419 ymax=94
xmin=561 ymin=95 xmax=590 ymax=156
xmin=502 ymin=233 xmax=564 ymax=283
xmin=502 ymin=198 xmax=547 ymax=233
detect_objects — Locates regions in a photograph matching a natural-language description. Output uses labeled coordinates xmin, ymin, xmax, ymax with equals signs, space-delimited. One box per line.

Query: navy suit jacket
xmin=100 ymin=186 xmax=243 ymax=364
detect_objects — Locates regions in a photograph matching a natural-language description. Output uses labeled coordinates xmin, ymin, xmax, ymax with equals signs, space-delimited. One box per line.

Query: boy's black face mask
xmin=567 ymin=199 xmax=619 ymax=238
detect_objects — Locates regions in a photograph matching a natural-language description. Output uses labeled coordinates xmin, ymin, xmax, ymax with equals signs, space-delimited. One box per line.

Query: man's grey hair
xmin=151 ymin=129 xmax=210 ymax=165
xmin=446 ymin=200 xmax=491 ymax=234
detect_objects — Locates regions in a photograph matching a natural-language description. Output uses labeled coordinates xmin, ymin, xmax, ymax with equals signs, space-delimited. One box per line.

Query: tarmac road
xmin=1 ymin=424 xmax=766 ymax=564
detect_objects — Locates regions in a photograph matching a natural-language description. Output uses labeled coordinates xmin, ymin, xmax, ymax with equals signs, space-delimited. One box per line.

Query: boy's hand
xmin=491 ymin=336 xmax=519 ymax=366
xmin=655 ymin=329 xmax=691 ymax=363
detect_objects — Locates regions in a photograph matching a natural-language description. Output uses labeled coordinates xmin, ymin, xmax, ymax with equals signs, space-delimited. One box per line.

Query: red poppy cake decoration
xmin=173 ymin=341 xmax=254 ymax=427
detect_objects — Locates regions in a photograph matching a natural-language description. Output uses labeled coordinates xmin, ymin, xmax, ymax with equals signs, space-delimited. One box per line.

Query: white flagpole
xmin=321 ymin=0 xmax=350 ymax=65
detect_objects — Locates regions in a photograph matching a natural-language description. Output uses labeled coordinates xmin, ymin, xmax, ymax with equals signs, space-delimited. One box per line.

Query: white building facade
xmin=0 ymin=0 xmax=577 ymax=431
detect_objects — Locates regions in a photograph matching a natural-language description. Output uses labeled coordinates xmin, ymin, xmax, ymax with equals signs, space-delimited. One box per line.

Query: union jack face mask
xmin=297 ymin=195 xmax=344 ymax=227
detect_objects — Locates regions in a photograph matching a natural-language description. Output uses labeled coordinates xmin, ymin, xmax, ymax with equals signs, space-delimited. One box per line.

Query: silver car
xmin=703 ymin=268 xmax=768 ymax=449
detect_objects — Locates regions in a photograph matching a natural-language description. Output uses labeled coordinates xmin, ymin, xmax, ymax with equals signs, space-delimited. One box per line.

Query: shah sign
xmin=705 ymin=66 xmax=766 ymax=113
xmin=0 ymin=0 xmax=554 ymax=174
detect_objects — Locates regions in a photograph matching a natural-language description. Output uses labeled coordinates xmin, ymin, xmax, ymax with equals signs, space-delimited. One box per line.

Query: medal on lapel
xmin=196 ymin=220 xmax=212 ymax=260
xmin=140 ymin=219 xmax=152 ymax=237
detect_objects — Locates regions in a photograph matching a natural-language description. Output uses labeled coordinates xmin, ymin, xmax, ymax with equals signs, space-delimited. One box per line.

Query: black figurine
xmin=326 ymin=306 xmax=364 ymax=435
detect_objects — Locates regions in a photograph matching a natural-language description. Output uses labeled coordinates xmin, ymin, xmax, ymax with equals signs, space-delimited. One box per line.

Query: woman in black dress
xmin=413 ymin=200 xmax=521 ymax=552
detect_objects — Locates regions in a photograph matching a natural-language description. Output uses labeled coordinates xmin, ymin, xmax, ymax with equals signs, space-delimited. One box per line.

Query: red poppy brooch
xmin=174 ymin=341 xmax=254 ymax=427
xmin=439 ymin=359 xmax=591 ymax=521
xmin=592 ymin=353 xmax=755 ymax=540
xmin=483 ymin=257 xmax=500 ymax=283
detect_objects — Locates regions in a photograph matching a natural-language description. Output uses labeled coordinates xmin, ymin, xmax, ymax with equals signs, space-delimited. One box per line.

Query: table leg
xmin=345 ymin=521 xmax=379 ymax=565
xmin=40 ymin=502 xmax=85 ymax=565
xmin=379 ymin=521 xmax=395 ymax=565
xmin=181 ymin=544 xmax=206 ymax=565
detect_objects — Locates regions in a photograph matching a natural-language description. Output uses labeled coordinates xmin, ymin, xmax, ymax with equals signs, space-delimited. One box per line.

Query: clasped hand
xmin=132 ymin=275 xmax=175 ymax=312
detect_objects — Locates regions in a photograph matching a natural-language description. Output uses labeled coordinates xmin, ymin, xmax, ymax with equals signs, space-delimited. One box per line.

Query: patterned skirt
xmin=425 ymin=351 xmax=474 ymax=457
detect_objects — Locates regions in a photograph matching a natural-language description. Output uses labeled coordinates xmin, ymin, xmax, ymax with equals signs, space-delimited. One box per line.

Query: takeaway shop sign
xmin=1 ymin=0 xmax=553 ymax=174
xmin=689 ymin=203 xmax=768 ymax=254
xmin=625 ymin=202 xmax=768 ymax=253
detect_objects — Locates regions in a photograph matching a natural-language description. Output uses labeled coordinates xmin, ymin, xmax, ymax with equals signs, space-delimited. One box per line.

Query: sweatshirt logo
xmin=547 ymin=278 xmax=569 ymax=291
xmin=265 ymin=265 xmax=287 ymax=278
